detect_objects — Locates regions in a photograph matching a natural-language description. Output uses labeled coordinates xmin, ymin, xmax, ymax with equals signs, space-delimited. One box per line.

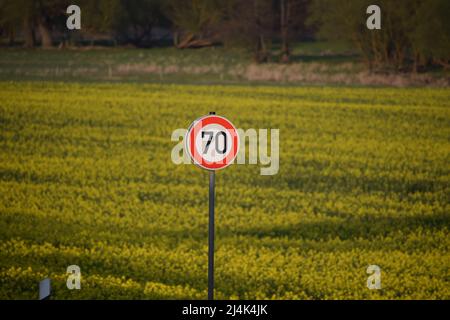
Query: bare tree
xmin=166 ymin=0 xmax=223 ymax=49
xmin=219 ymin=0 xmax=274 ymax=63
xmin=278 ymin=0 xmax=308 ymax=63
xmin=23 ymin=16 xmax=36 ymax=48
xmin=280 ymin=0 xmax=290 ymax=62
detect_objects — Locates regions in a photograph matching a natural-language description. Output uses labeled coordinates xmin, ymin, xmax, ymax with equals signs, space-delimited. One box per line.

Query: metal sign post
xmin=208 ymin=167 xmax=215 ymax=300
xmin=208 ymin=111 xmax=216 ymax=301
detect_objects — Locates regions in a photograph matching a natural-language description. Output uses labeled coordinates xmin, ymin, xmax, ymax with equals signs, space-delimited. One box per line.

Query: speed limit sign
xmin=185 ymin=114 xmax=240 ymax=171
xmin=185 ymin=112 xmax=239 ymax=300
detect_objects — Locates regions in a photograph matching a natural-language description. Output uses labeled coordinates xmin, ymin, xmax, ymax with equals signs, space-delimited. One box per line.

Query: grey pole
xmin=208 ymin=169 xmax=215 ymax=300
xmin=208 ymin=111 xmax=216 ymax=300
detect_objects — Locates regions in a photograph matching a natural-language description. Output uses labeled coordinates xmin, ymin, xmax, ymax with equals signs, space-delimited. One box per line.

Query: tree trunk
xmin=413 ymin=50 xmax=419 ymax=74
xmin=38 ymin=18 xmax=52 ymax=48
xmin=259 ymin=34 xmax=268 ymax=62
xmin=8 ymin=28 xmax=15 ymax=46
xmin=280 ymin=0 xmax=290 ymax=63
xmin=23 ymin=18 xmax=35 ymax=48
xmin=173 ymin=30 xmax=179 ymax=47
xmin=253 ymin=0 xmax=269 ymax=63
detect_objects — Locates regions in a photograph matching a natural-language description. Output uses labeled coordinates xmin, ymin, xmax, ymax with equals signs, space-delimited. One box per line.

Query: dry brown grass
xmin=73 ymin=62 xmax=450 ymax=87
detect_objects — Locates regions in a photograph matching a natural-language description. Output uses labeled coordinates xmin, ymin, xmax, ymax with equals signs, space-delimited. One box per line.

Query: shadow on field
xmin=2 ymin=208 xmax=447 ymax=248
xmin=283 ymin=174 xmax=444 ymax=194
xmin=226 ymin=213 xmax=449 ymax=241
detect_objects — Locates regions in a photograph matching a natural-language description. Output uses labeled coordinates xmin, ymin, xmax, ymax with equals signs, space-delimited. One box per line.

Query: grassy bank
xmin=1 ymin=44 xmax=447 ymax=86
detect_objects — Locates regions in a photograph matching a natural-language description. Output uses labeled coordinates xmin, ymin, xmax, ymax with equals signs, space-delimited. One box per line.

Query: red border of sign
xmin=186 ymin=115 xmax=239 ymax=170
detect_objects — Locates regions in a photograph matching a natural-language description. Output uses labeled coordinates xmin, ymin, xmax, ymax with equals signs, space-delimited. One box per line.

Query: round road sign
xmin=186 ymin=115 xmax=240 ymax=170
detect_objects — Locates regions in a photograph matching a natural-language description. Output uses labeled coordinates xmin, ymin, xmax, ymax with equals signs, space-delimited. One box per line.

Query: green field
xmin=1 ymin=47 xmax=447 ymax=87
xmin=0 ymin=44 xmax=362 ymax=85
xmin=0 ymin=81 xmax=449 ymax=299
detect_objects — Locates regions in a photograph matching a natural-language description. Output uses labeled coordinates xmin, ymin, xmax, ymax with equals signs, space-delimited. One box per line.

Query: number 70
xmin=202 ymin=131 xmax=227 ymax=154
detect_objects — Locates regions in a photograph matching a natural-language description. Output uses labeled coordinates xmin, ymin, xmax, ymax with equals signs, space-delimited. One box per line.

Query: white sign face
xmin=186 ymin=115 xmax=240 ymax=171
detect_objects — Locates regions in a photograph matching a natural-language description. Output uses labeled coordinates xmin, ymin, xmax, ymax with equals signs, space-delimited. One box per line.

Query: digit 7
xmin=202 ymin=131 xmax=214 ymax=154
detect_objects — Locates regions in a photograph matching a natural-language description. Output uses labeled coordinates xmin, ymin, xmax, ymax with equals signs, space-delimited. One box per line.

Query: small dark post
xmin=39 ymin=278 xmax=51 ymax=300
xmin=208 ymin=111 xmax=216 ymax=300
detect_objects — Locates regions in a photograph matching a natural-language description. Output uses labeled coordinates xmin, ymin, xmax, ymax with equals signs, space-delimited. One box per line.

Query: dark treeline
xmin=0 ymin=0 xmax=448 ymax=71
xmin=311 ymin=0 xmax=450 ymax=72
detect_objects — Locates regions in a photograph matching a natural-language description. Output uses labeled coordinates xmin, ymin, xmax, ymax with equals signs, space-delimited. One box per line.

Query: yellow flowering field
xmin=0 ymin=82 xmax=449 ymax=299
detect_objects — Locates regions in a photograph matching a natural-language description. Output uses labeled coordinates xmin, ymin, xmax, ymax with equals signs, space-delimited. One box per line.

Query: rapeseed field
xmin=0 ymin=82 xmax=448 ymax=299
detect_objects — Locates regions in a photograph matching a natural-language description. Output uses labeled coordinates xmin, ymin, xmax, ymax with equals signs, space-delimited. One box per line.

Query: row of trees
xmin=0 ymin=0 xmax=311 ymax=63
xmin=168 ymin=0 xmax=310 ymax=62
xmin=311 ymin=0 xmax=450 ymax=71
xmin=0 ymin=0 xmax=169 ymax=48
xmin=0 ymin=0 xmax=449 ymax=69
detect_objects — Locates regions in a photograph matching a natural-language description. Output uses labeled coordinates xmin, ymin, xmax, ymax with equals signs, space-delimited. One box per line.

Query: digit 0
xmin=216 ymin=131 xmax=227 ymax=154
